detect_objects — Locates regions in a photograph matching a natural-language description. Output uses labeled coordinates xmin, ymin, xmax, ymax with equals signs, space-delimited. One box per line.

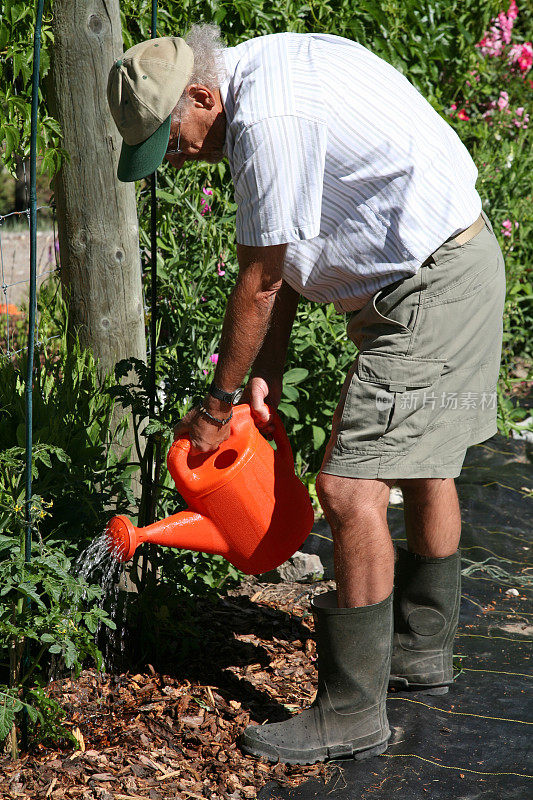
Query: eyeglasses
xmin=165 ymin=117 xmax=183 ymax=157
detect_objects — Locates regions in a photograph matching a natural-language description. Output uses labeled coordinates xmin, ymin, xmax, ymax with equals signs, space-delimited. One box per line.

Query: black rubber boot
xmin=241 ymin=591 xmax=393 ymax=765
xmin=389 ymin=547 xmax=461 ymax=695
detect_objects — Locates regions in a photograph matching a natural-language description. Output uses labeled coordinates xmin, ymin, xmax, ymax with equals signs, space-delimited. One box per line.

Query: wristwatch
xmin=208 ymin=381 xmax=243 ymax=406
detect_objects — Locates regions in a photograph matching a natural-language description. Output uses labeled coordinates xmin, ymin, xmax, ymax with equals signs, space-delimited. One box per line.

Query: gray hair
xmin=174 ymin=24 xmax=227 ymax=115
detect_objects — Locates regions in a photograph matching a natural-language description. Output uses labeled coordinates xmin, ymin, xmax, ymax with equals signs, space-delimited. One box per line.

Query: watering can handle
xmin=269 ymin=410 xmax=295 ymax=470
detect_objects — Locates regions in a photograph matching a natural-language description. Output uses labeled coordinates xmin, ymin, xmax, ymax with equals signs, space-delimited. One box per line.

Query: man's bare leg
xmin=398 ymin=478 xmax=461 ymax=557
xmin=316 ymin=474 xmax=395 ymax=608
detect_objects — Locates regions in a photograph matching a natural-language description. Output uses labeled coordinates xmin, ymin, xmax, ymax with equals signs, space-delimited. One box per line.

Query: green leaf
xmin=278 ymin=401 xmax=299 ymax=421
xmin=35 ymin=449 xmax=52 ymax=468
xmin=312 ymin=425 xmax=326 ymax=450
xmin=282 ymin=384 xmax=299 ymax=402
xmin=0 ymin=691 xmax=19 ymax=743
xmin=284 ymin=368 xmax=309 ymax=385
xmin=64 ymin=641 xmax=78 ymax=669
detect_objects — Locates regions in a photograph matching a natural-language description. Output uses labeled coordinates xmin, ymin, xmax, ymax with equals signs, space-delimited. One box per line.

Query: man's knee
xmin=316 ymin=473 xmax=392 ymax=530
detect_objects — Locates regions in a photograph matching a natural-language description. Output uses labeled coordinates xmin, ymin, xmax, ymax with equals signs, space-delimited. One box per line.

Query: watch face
xmin=233 ymin=388 xmax=244 ymax=405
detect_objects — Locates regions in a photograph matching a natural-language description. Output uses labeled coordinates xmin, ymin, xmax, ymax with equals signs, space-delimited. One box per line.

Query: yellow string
xmin=456 ymin=632 xmax=531 ymax=643
xmin=462 ymin=573 xmax=532 ymax=590
xmin=381 ymin=752 xmax=532 ymax=778
xmin=461 ymin=594 xmax=485 ymax=611
xmin=460 ymin=667 xmax=532 ymax=679
xmin=482 ymin=480 xmax=530 ymax=496
xmin=308 ymin=531 xmax=332 ymax=542
xmin=388 ymin=696 xmax=532 ymax=725
xmin=476 ymin=525 xmax=530 ymax=544
xmin=479 ymin=442 xmax=520 ymax=456
xmin=460 ymin=544 xmax=527 ymax=565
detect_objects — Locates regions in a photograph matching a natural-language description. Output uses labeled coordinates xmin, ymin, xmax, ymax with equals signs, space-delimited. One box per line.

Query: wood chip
xmin=71 ymin=727 xmax=85 ymax=752
xmin=114 ymin=795 xmax=154 ymax=800
xmin=155 ymin=768 xmax=181 ymax=781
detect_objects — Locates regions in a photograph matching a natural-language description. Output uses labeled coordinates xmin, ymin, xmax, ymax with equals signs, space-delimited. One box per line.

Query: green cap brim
xmin=117 ymin=115 xmax=172 ymax=182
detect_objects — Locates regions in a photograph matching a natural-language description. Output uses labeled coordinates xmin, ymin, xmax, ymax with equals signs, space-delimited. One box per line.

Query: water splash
xmin=75 ymin=533 xmax=131 ymax=669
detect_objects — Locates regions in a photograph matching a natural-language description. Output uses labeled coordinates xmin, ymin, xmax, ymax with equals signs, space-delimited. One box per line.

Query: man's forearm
xmin=250 ymin=280 xmax=300 ymax=380
xmin=207 ymin=243 xmax=288 ymax=408
xmin=214 ymin=272 xmax=281 ymax=393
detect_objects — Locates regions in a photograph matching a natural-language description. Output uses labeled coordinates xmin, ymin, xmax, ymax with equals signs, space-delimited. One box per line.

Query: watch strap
xmin=208 ymin=381 xmax=242 ymax=405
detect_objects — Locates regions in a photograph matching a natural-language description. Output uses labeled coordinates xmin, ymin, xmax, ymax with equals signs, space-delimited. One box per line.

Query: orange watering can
xmin=105 ymin=404 xmax=314 ymax=575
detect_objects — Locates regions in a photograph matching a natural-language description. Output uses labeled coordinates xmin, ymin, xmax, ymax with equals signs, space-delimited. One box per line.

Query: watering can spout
xmin=105 ymin=510 xmax=228 ymax=563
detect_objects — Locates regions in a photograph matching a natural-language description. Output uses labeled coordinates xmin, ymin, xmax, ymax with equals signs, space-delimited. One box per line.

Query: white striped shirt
xmin=220 ymin=33 xmax=482 ymax=311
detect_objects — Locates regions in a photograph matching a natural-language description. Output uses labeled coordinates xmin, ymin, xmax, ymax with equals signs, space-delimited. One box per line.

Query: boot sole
xmin=388 ymin=676 xmax=450 ymax=696
xmin=240 ymin=737 xmax=389 ymax=766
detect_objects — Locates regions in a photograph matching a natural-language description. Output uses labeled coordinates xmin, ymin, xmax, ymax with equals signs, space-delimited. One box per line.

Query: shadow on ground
xmin=261 ymin=434 xmax=532 ymax=799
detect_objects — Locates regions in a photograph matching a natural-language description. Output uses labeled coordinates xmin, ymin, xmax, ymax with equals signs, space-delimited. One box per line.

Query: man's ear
xmin=187 ymin=84 xmax=215 ymax=110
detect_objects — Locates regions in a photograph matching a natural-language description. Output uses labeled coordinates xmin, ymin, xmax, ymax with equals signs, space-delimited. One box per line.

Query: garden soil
xmin=0 ymin=433 xmax=530 ymax=800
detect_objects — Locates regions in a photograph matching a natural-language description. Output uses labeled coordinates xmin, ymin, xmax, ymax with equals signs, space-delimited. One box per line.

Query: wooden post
xmin=48 ymin=0 xmax=146 ymax=375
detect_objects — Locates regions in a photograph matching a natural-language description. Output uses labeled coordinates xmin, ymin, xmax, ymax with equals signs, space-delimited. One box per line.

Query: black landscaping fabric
xmin=259 ymin=435 xmax=532 ymax=800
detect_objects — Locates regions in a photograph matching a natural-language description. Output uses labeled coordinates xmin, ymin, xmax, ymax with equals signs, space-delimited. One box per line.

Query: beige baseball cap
xmin=107 ymin=37 xmax=194 ymax=182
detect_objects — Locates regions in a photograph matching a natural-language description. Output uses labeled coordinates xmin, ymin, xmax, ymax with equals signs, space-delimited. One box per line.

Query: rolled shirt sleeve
xmin=231 ymin=115 xmax=327 ymax=247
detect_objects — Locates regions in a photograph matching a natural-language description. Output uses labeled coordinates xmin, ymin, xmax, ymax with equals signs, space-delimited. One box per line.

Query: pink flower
xmin=477 ymin=1 xmax=519 ymax=57
xmin=509 ymin=41 xmax=533 ymax=72
xmin=200 ymin=187 xmax=214 ymax=216
xmin=497 ymin=90 xmax=509 ymax=110
xmin=210 ymin=353 xmax=219 ymax=364
xmin=450 ymin=103 xmax=457 ymax=111
xmin=457 ymin=109 xmax=470 ymax=121
xmin=477 ymin=27 xmax=504 ymax=57
xmin=216 ymin=256 xmax=226 ymax=277
xmin=501 ymin=218 xmax=519 ymax=237
xmin=514 ymin=111 xmax=529 ymax=128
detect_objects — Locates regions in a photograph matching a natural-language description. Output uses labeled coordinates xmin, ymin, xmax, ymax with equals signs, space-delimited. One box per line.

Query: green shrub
xmin=0 ymin=449 xmax=116 ymax=756
xmin=0 ymin=290 xmax=135 ymax=556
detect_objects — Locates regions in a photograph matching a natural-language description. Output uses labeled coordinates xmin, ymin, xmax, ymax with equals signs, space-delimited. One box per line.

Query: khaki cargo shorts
xmin=321 ymin=212 xmax=506 ymax=479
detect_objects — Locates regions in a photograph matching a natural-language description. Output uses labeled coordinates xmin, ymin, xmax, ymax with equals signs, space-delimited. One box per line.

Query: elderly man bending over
xmin=107 ymin=25 xmax=505 ymax=765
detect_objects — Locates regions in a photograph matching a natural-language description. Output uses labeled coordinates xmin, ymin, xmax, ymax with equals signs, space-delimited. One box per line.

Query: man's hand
xmin=173 ymin=405 xmax=232 ymax=454
xmin=242 ymin=375 xmax=283 ymax=438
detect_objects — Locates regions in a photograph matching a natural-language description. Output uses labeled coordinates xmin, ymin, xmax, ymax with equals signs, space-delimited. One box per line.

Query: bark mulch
xmin=0 ymin=579 xmax=336 ymax=800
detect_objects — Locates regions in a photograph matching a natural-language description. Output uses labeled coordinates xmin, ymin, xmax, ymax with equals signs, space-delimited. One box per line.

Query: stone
xmin=389 ymin=486 xmax=404 ymax=505
xmin=260 ymin=550 xmax=324 ymax=583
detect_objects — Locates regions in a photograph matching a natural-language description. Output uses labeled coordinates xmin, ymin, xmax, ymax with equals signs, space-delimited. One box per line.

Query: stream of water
xmin=75 ymin=533 xmax=131 ymax=670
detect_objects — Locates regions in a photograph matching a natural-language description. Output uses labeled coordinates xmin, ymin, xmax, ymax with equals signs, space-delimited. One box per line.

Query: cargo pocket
xmin=337 ymin=352 xmax=445 ymax=453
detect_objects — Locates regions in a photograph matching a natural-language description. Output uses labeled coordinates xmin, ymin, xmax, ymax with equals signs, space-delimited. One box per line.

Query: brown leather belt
xmin=451 ymin=213 xmax=485 ymax=245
